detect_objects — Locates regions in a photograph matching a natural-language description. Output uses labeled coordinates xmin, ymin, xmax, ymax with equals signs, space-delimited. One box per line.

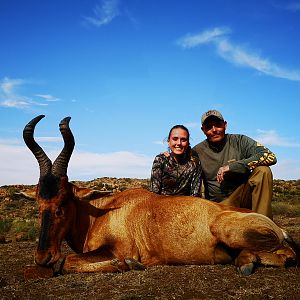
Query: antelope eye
xmin=55 ymin=208 xmax=64 ymax=217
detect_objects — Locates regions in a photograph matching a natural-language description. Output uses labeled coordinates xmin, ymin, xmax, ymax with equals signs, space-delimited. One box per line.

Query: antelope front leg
xmin=61 ymin=253 xmax=146 ymax=274
xmin=61 ymin=253 xmax=128 ymax=273
xmin=234 ymin=249 xmax=258 ymax=276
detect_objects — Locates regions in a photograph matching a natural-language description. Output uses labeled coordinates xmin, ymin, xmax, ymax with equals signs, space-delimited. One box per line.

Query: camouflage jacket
xmin=149 ymin=152 xmax=202 ymax=197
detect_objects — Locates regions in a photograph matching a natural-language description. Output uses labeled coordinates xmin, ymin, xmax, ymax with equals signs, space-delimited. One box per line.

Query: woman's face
xmin=168 ymin=128 xmax=189 ymax=156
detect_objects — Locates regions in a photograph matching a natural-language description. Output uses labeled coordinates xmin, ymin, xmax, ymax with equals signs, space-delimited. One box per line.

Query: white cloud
xmin=177 ymin=27 xmax=231 ymax=48
xmin=272 ymin=1 xmax=300 ymax=12
xmin=285 ymin=2 xmax=300 ymax=11
xmin=0 ymin=143 xmax=40 ymax=185
xmin=35 ymin=136 xmax=64 ymax=143
xmin=69 ymin=151 xmax=152 ymax=180
xmin=184 ymin=122 xmax=200 ymax=129
xmin=177 ymin=27 xmax=300 ymax=81
xmin=271 ymin=160 xmax=300 ymax=180
xmin=0 ymin=77 xmax=31 ymax=108
xmin=0 ymin=138 xmax=21 ymax=145
xmin=1 ymin=137 xmax=299 ymax=185
xmin=255 ymin=129 xmax=300 ymax=147
xmin=1 ymin=77 xmax=25 ymax=94
xmin=35 ymin=94 xmax=60 ymax=102
xmin=0 ymin=142 xmax=153 ymax=185
xmin=84 ymin=0 xmax=120 ymax=27
xmin=153 ymin=140 xmax=164 ymax=146
xmin=0 ymin=77 xmax=60 ymax=109
xmin=0 ymin=99 xmax=31 ymax=109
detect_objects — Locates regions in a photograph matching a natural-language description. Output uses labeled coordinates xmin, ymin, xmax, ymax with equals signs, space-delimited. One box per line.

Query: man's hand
xmin=216 ymin=165 xmax=229 ymax=183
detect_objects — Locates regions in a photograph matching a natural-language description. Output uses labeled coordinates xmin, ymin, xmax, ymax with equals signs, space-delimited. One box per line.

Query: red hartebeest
xmin=23 ymin=115 xmax=298 ymax=276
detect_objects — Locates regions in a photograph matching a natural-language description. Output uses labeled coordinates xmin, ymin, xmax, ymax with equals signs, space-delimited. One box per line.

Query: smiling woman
xmin=149 ymin=125 xmax=203 ymax=197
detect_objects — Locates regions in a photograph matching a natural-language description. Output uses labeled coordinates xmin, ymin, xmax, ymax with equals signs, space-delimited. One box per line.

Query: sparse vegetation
xmin=0 ymin=177 xmax=299 ymax=242
xmin=4 ymin=200 xmax=23 ymax=211
xmin=0 ymin=178 xmax=299 ymax=299
xmin=271 ymin=179 xmax=300 ymax=217
xmin=0 ymin=219 xmax=12 ymax=234
xmin=273 ymin=179 xmax=300 ymax=202
xmin=272 ymin=201 xmax=300 ymax=217
xmin=11 ymin=218 xmax=39 ymax=241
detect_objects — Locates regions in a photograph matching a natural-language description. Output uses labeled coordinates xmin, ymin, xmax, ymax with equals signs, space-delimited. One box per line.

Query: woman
xmin=149 ymin=125 xmax=202 ymax=196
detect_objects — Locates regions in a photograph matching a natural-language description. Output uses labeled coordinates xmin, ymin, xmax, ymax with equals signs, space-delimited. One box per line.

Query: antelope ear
xmin=71 ymin=184 xmax=112 ymax=201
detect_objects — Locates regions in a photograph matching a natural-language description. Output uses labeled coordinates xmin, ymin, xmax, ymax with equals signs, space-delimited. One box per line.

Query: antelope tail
xmin=282 ymin=229 xmax=300 ymax=266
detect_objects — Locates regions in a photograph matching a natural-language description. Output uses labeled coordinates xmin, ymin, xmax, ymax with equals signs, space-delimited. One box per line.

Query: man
xmin=193 ymin=109 xmax=277 ymax=219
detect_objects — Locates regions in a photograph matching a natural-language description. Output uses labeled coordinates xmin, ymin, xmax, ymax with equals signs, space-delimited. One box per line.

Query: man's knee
xmin=249 ymin=166 xmax=272 ymax=182
xmin=252 ymin=166 xmax=271 ymax=175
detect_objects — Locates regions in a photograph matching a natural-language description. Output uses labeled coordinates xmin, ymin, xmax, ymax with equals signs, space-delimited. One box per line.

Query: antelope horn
xmin=23 ymin=115 xmax=52 ymax=177
xmin=52 ymin=117 xmax=75 ymax=177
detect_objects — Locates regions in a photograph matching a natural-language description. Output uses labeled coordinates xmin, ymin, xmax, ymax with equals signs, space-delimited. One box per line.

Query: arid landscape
xmin=1 ymin=178 xmax=300 ymax=300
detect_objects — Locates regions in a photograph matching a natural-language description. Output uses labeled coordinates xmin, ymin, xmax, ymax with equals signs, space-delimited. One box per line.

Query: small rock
xmin=0 ymin=235 xmax=6 ymax=243
xmin=24 ymin=265 xmax=54 ymax=280
xmin=15 ymin=232 xmax=25 ymax=242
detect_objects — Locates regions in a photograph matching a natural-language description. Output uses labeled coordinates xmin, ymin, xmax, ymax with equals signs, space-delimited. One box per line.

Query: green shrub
xmin=272 ymin=201 xmax=300 ymax=217
xmin=26 ymin=207 xmax=39 ymax=218
xmin=0 ymin=219 xmax=12 ymax=234
xmin=141 ymin=183 xmax=150 ymax=190
xmin=24 ymin=226 xmax=39 ymax=241
xmin=11 ymin=219 xmax=39 ymax=241
xmin=5 ymin=186 xmax=18 ymax=199
xmin=4 ymin=200 xmax=22 ymax=211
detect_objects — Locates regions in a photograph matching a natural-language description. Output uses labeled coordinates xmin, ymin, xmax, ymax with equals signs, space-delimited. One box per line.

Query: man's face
xmin=201 ymin=117 xmax=227 ymax=144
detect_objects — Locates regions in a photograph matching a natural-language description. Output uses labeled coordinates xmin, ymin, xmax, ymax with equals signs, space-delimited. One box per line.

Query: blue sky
xmin=1 ymin=0 xmax=300 ymax=185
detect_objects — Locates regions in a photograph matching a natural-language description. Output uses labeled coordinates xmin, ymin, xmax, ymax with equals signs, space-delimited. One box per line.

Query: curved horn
xmin=52 ymin=117 xmax=75 ymax=177
xmin=23 ymin=115 xmax=52 ymax=177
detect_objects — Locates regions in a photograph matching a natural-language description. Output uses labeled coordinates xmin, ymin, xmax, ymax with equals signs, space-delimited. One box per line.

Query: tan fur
xmin=34 ymin=183 xmax=297 ymax=275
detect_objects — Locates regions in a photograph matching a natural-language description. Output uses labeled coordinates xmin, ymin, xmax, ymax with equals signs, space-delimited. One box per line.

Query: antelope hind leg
xmin=235 ymin=246 xmax=297 ymax=276
xmin=257 ymin=246 xmax=297 ymax=268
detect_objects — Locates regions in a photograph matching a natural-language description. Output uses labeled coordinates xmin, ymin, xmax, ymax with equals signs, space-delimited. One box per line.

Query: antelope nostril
xmin=35 ymin=252 xmax=52 ymax=266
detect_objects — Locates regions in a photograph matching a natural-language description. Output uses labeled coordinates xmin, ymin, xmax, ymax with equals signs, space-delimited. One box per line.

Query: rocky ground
xmin=0 ymin=178 xmax=300 ymax=299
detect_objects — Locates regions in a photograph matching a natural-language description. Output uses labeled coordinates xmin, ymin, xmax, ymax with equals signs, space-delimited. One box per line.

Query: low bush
xmin=11 ymin=219 xmax=39 ymax=241
xmin=272 ymin=201 xmax=300 ymax=217
xmin=0 ymin=219 xmax=12 ymax=234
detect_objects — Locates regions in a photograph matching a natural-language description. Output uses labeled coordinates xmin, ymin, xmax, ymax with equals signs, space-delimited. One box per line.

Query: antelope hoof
xmin=238 ymin=263 xmax=255 ymax=276
xmin=53 ymin=255 xmax=66 ymax=275
xmin=125 ymin=258 xmax=146 ymax=270
xmin=111 ymin=258 xmax=121 ymax=266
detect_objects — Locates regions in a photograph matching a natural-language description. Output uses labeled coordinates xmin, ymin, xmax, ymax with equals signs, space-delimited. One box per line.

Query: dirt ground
xmin=1 ymin=179 xmax=300 ymax=299
xmin=1 ymin=216 xmax=300 ymax=300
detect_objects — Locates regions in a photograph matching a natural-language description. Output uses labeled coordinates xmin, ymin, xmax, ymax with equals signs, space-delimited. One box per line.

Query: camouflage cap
xmin=201 ymin=110 xmax=224 ymax=125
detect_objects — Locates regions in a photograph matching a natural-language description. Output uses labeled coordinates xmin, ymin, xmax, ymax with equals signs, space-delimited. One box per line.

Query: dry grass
xmin=0 ymin=178 xmax=299 ymax=241
xmin=0 ymin=178 xmax=299 ymax=300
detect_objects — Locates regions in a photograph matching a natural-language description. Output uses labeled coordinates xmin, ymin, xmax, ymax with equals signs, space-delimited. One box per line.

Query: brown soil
xmin=1 ymin=179 xmax=300 ymax=299
xmin=1 ymin=234 xmax=300 ymax=300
